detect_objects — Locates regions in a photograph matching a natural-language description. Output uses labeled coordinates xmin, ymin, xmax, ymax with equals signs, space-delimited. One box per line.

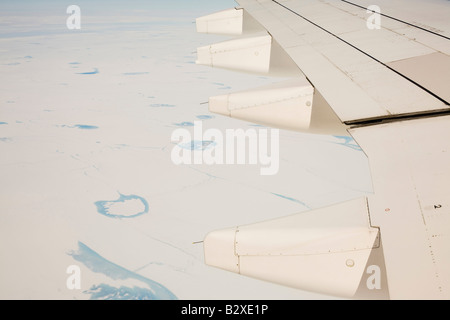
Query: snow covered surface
xmin=0 ymin=0 xmax=372 ymax=300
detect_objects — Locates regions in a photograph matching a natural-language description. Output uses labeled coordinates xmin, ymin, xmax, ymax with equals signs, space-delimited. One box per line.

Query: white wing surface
xmin=196 ymin=0 xmax=450 ymax=299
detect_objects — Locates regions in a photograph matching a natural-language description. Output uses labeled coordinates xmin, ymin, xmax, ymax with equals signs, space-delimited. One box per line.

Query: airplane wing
xmin=195 ymin=0 xmax=450 ymax=299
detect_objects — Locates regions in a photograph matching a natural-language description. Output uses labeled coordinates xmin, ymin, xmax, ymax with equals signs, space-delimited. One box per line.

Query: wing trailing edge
xmin=204 ymin=197 xmax=389 ymax=298
xmin=209 ymin=78 xmax=347 ymax=135
xmin=195 ymin=1 xmax=450 ymax=300
xmin=195 ymin=8 xmax=346 ymax=135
